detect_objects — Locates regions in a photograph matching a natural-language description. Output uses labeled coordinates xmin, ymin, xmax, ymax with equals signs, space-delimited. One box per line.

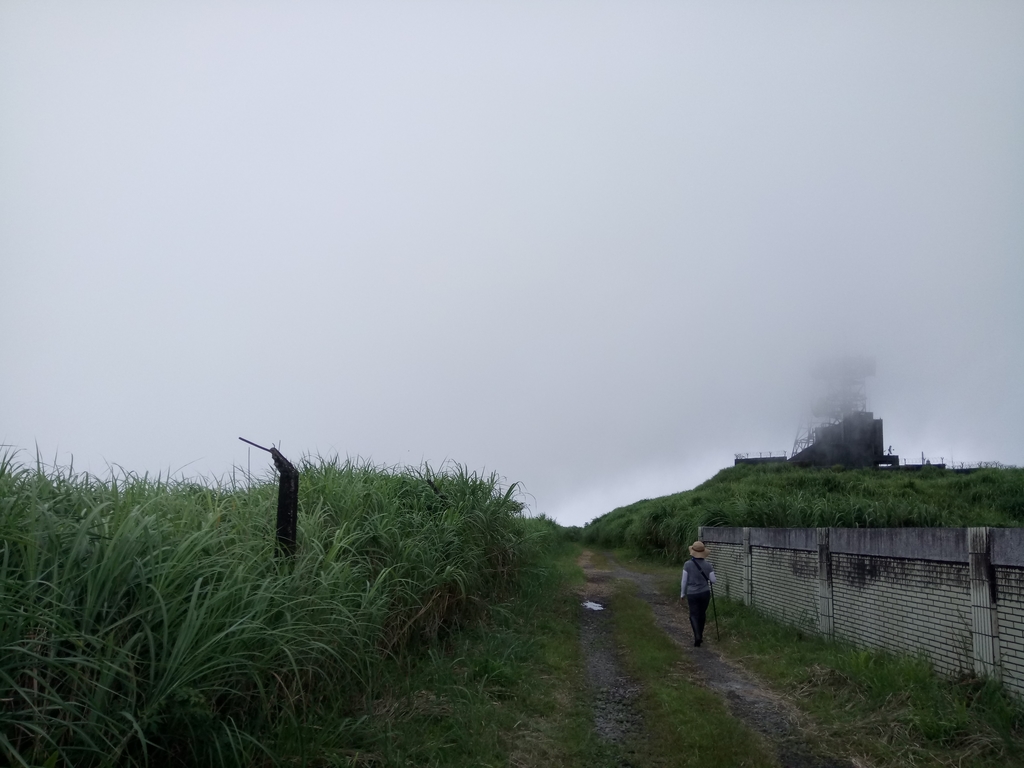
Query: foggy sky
xmin=2 ymin=2 xmax=1022 ymax=526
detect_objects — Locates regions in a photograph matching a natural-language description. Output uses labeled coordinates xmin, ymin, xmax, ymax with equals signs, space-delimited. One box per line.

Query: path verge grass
xmin=713 ymin=598 xmax=1024 ymax=768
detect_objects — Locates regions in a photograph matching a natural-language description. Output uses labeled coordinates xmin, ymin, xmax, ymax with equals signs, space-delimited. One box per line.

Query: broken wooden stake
xmin=239 ymin=437 xmax=299 ymax=556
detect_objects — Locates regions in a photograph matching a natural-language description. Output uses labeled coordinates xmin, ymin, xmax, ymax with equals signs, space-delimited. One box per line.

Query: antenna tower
xmin=792 ymin=357 xmax=876 ymax=456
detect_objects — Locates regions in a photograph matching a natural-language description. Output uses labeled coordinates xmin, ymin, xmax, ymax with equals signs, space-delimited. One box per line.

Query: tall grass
xmin=583 ymin=462 xmax=1024 ymax=561
xmin=0 ymin=452 xmax=536 ymax=767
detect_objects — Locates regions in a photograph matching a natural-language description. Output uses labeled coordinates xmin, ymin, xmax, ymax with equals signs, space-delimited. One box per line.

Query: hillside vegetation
xmin=583 ymin=462 xmax=1024 ymax=561
xmin=0 ymin=453 xmax=541 ymax=767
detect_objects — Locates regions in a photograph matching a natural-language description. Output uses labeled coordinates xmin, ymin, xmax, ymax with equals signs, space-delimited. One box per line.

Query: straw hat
xmin=689 ymin=540 xmax=709 ymax=558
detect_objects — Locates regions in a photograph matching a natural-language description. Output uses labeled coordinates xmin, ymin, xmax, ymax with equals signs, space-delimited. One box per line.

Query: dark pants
xmin=686 ymin=590 xmax=711 ymax=644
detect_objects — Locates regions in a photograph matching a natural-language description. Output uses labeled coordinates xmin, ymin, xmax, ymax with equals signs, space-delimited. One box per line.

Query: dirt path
xmin=577 ymin=550 xmax=854 ymax=768
xmin=577 ymin=552 xmax=645 ymax=766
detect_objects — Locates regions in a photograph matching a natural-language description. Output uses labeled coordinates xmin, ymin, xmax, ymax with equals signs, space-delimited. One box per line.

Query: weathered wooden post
xmin=239 ymin=437 xmax=299 ymax=556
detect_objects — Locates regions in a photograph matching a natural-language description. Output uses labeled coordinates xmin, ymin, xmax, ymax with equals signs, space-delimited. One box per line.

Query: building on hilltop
xmin=789 ymin=411 xmax=897 ymax=468
xmin=737 ymin=356 xmax=899 ymax=469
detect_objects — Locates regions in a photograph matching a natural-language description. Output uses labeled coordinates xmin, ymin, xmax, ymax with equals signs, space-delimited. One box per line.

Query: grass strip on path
xmin=608 ymin=579 xmax=778 ymax=768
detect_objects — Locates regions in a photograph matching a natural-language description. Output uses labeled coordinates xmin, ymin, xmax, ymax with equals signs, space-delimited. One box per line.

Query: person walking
xmin=680 ymin=540 xmax=716 ymax=646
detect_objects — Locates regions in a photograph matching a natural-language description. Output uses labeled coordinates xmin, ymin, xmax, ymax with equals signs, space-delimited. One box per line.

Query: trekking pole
xmin=709 ymin=583 xmax=721 ymax=641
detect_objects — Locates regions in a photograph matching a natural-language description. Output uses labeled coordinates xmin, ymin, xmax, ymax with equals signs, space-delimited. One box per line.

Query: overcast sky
xmin=2 ymin=2 xmax=1022 ymax=525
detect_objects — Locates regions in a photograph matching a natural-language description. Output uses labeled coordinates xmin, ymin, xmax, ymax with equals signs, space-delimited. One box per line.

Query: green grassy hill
xmin=583 ymin=463 xmax=1024 ymax=561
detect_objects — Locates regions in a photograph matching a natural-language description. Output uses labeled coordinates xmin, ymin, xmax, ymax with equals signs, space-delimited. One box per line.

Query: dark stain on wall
xmin=788 ymin=550 xmax=818 ymax=579
xmin=997 ymin=566 xmax=1024 ymax=594
xmin=845 ymin=556 xmax=882 ymax=589
xmin=835 ymin=553 xmax=966 ymax=590
xmin=757 ymin=547 xmax=818 ymax=579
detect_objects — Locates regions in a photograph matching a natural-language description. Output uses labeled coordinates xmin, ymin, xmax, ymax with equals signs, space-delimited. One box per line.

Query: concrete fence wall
xmin=698 ymin=525 xmax=1024 ymax=700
